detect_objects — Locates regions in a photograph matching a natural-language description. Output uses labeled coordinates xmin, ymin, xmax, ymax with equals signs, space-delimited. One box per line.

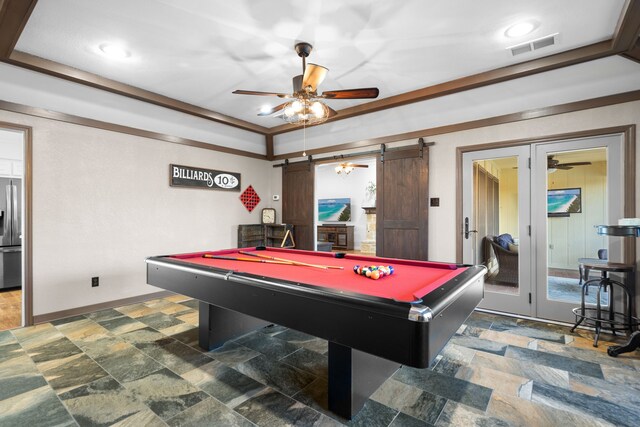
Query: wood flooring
xmin=0 ymin=288 xmax=21 ymax=331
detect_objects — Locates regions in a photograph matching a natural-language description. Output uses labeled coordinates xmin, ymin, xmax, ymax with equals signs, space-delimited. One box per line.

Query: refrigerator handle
xmin=4 ymin=185 xmax=10 ymax=239
xmin=11 ymin=185 xmax=18 ymax=244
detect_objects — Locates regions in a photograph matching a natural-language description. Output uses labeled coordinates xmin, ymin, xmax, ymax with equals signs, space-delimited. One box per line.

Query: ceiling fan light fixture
xmin=311 ymin=101 xmax=327 ymax=118
xmin=335 ymin=163 xmax=354 ymax=175
xmin=335 ymin=162 xmax=368 ymax=175
xmin=291 ymin=100 xmax=303 ymax=113
xmin=282 ymin=98 xmax=329 ymax=125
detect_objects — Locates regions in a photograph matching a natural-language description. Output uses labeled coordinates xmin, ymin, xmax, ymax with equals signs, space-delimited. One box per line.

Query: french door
xmin=462 ymin=146 xmax=532 ymax=316
xmin=462 ymin=134 xmax=625 ymax=322
xmin=534 ymin=135 xmax=624 ymax=322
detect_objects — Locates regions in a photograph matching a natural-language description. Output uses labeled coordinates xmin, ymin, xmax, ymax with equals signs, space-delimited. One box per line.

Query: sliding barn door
xmin=376 ymin=146 xmax=429 ymax=260
xmin=282 ymin=162 xmax=315 ymax=250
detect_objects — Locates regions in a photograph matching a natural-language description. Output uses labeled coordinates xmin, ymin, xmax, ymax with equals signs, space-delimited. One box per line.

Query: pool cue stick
xmin=202 ymin=254 xmax=291 ymax=265
xmin=239 ymin=251 xmax=343 ymax=270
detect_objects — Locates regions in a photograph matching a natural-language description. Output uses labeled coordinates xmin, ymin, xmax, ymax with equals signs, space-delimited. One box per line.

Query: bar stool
xmin=570 ymin=261 xmax=639 ymax=347
xmin=578 ymin=249 xmax=608 ymax=293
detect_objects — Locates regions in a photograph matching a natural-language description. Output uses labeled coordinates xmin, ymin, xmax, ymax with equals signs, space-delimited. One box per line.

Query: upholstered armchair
xmin=486 ymin=235 xmax=519 ymax=285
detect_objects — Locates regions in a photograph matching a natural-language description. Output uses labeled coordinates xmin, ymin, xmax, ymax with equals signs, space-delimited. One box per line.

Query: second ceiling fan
xmin=232 ymin=42 xmax=379 ymax=124
xmin=547 ymin=155 xmax=592 ymax=170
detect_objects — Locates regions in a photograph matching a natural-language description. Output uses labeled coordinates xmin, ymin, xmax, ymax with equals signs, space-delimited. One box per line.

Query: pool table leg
xmin=328 ymin=341 xmax=401 ymax=419
xmin=198 ymin=302 xmax=270 ymax=351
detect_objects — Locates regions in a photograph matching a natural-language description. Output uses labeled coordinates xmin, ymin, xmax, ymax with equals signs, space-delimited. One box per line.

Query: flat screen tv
xmin=318 ymin=198 xmax=351 ymax=222
xmin=548 ymin=188 xmax=581 ymax=217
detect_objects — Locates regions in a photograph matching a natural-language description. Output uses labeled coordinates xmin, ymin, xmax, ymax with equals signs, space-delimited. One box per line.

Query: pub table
xmin=594 ymin=225 xmax=640 ymax=357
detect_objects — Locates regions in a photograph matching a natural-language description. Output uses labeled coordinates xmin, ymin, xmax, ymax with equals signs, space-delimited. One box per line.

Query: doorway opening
xmin=0 ymin=127 xmax=25 ymax=331
xmin=314 ymin=158 xmax=377 ymax=255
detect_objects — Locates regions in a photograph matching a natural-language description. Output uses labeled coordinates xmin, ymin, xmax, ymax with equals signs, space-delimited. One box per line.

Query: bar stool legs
xmin=571 ymin=272 xmax=635 ymax=347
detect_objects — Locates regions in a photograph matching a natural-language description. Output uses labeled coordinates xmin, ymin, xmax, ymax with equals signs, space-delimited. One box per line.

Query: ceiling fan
xmin=547 ymin=155 xmax=592 ymax=170
xmin=335 ymin=162 xmax=369 ymax=175
xmin=232 ymin=42 xmax=379 ymax=124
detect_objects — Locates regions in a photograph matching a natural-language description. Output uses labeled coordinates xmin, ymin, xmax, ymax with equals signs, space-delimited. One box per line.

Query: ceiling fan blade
xmin=556 ymin=166 xmax=573 ymax=170
xmin=322 ymin=88 xmax=379 ymax=99
xmin=302 ymin=64 xmax=329 ymax=92
xmin=257 ymin=102 xmax=288 ymax=116
xmin=339 ymin=163 xmax=369 ymax=169
xmin=557 ymin=162 xmax=592 ymax=167
xmin=327 ymin=106 xmax=338 ymax=118
xmin=233 ymin=90 xmax=291 ymax=98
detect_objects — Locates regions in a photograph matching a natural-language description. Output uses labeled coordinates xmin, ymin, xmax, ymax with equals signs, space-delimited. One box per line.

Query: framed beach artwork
xmin=547 ymin=188 xmax=581 ymax=217
xmin=318 ymin=198 xmax=351 ymax=222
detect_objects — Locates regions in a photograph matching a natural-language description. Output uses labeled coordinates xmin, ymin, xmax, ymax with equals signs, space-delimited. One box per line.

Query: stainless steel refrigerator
xmin=0 ymin=178 xmax=21 ymax=289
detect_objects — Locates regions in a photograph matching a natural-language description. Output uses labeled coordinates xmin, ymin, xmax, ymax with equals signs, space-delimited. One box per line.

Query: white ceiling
xmin=15 ymin=0 xmax=630 ymax=128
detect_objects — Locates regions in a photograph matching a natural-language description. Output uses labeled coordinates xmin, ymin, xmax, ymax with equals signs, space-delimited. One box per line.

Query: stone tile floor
xmin=0 ymin=294 xmax=639 ymax=426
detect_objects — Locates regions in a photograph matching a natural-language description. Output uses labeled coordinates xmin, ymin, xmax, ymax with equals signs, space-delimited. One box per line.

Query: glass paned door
xmin=534 ymin=135 xmax=624 ymax=323
xmin=462 ymin=146 xmax=532 ymax=316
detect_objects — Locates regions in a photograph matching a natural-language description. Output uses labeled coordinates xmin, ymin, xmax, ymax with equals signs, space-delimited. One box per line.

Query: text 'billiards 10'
xmin=146 ymin=247 xmax=486 ymax=419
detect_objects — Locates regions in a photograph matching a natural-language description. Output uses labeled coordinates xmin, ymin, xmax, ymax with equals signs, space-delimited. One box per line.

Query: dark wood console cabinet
xmin=317 ymin=225 xmax=354 ymax=251
xmin=238 ymin=224 xmax=294 ymax=248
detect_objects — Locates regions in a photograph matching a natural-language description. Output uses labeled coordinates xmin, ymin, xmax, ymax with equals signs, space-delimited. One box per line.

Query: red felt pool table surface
xmin=171 ymin=247 xmax=467 ymax=303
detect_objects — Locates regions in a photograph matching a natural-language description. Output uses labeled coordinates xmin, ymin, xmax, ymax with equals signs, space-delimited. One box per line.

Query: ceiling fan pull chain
xmin=302 ymin=121 xmax=307 ymax=157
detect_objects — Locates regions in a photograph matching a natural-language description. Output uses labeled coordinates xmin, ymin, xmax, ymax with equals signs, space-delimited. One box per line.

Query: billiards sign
xmin=170 ymin=164 xmax=241 ymax=191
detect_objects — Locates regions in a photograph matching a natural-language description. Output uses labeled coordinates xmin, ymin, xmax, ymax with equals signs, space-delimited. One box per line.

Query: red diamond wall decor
xmin=239 ymin=185 xmax=261 ymax=212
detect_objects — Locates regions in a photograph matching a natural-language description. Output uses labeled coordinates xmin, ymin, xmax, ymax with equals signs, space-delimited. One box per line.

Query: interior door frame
xmin=0 ymin=121 xmax=33 ymax=327
xmin=456 ymin=125 xmax=636 ymax=319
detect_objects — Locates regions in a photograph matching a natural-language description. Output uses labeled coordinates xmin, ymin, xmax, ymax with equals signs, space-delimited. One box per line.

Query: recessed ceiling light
xmin=260 ymin=105 xmax=272 ymax=114
xmin=98 ymin=43 xmax=131 ymax=59
xmin=505 ymin=21 xmax=537 ymax=38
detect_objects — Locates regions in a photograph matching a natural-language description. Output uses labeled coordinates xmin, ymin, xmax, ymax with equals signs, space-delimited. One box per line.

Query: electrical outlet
xmin=91 ymin=277 xmax=99 ymax=287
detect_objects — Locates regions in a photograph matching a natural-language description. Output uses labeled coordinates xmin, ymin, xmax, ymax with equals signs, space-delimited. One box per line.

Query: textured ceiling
xmin=14 ymin=0 xmax=629 ymax=128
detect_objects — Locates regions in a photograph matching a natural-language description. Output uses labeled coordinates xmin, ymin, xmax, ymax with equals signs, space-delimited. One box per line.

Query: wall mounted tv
xmin=318 ymin=198 xmax=351 ymax=222
xmin=548 ymin=188 xmax=582 ymax=217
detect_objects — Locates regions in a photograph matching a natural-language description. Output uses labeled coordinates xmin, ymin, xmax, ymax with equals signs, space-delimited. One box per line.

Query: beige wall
xmin=0 ymin=110 xmax=277 ymax=316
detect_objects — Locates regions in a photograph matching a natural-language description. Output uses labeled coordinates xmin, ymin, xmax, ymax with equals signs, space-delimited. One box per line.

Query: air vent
xmin=509 ymin=33 xmax=558 ymax=56
xmin=511 ymin=44 xmax=532 ymax=56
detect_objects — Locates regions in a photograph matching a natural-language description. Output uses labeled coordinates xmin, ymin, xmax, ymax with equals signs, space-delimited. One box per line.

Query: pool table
xmin=146 ymin=247 xmax=485 ymax=419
